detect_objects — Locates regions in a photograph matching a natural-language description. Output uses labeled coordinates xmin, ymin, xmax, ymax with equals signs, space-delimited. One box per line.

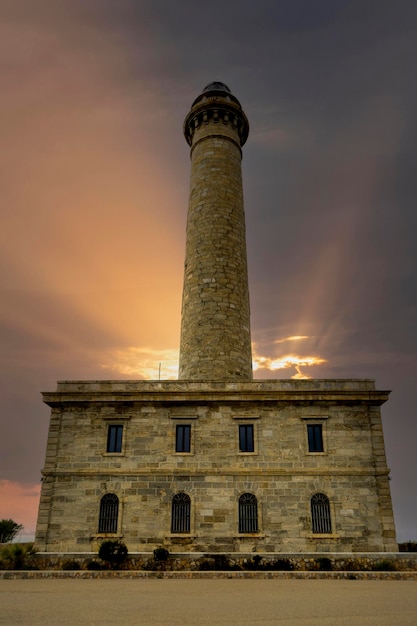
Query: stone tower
xmin=178 ymin=82 xmax=252 ymax=381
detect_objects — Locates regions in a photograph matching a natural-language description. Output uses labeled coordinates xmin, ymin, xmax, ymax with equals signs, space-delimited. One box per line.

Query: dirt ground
xmin=1 ymin=578 xmax=416 ymax=625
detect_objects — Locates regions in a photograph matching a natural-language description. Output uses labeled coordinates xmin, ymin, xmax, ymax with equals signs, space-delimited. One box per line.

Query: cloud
xmin=100 ymin=347 xmax=179 ymax=379
xmin=273 ymin=335 xmax=310 ymax=344
xmin=0 ymin=480 xmax=41 ymax=540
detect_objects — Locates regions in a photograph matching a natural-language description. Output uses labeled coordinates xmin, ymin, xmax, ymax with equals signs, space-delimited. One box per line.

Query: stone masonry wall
xmin=35 ymin=380 xmax=397 ymax=554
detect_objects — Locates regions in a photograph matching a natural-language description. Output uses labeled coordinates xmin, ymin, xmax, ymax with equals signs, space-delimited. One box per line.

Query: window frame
xmin=102 ymin=416 xmax=130 ymax=457
xmin=310 ymin=492 xmax=332 ymax=534
xmin=106 ymin=424 xmax=124 ymax=454
xmin=300 ymin=416 xmax=328 ymax=455
xmin=98 ymin=493 xmax=119 ymax=534
xmin=169 ymin=415 xmax=198 ymax=456
xmin=307 ymin=423 xmax=324 ymax=453
xmin=175 ymin=424 xmax=192 ymax=453
xmin=171 ymin=493 xmax=191 ymax=534
xmin=238 ymin=492 xmax=259 ymax=534
xmin=233 ymin=416 xmax=259 ymax=455
xmin=239 ymin=423 xmax=255 ymax=453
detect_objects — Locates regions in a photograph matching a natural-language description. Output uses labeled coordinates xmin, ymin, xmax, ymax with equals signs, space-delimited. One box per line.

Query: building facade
xmin=34 ymin=83 xmax=397 ymax=554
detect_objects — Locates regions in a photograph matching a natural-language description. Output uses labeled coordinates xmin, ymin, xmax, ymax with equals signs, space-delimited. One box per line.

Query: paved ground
xmin=1 ymin=579 xmax=416 ymax=625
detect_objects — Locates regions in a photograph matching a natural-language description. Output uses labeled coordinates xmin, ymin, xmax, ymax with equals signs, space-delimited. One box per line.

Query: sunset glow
xmin=100 ymin=347 xmax=180 ymax=379
xmin=253 ymin=353 xmax=327 ymax=379
xmin=273 ymin=335 xmax=310 ymax=344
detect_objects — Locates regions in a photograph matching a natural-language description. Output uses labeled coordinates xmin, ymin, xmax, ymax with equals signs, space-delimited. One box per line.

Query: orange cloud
xmin=100 ymin=347 xmax=179 ymax=379
xmin=273 ymin=335 xmax=310 ymax=344
xmin=253 ymin=350 xmax=327 ymax=380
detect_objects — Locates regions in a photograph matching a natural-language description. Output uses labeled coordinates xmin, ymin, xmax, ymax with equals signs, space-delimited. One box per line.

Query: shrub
xmin=153 ymin=548 xmax=170 ymax=562
xmin=0 ymin=543 xmax=33 ymax=570
xmin=371 ymin=560 xmax=397 ymax=571
xmin=399 ymin=541 xmax=417 ymax=552
xmin=62 ymin=560 xmax=81 ymax=570
xmin=244 ymin=555 xmax=263 ymax=570
xmin=98 ymin=540 xmax=128 ymax=569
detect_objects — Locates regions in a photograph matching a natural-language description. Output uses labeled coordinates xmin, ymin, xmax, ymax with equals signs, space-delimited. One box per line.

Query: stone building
xmin=34 ymin=83 xmax=397 ymax=554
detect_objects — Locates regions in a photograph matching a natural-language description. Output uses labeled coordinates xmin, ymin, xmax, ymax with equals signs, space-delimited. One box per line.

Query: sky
xmin=1 ymin=0 xmax=416 ymax=543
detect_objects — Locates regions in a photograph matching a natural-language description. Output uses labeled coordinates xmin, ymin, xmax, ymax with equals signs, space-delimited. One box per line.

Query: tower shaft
xmin=178 ymin=83 xmax=252 ymax=381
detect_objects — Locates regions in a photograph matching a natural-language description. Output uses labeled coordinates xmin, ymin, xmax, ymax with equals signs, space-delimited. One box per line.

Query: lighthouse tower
xmin=179 ymin=82 xmax=252 ymax=381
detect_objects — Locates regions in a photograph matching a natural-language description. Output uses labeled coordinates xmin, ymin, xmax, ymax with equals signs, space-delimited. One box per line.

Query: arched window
xmin=239 ymin=493 xmax=258 ymax=533
xmin=98 ymin=493 xmax=119 ymax=533
xmin=171 ymin=493 xmax=191 ymax=533
xmin=311 ymin=493 xmax=332 ymax=534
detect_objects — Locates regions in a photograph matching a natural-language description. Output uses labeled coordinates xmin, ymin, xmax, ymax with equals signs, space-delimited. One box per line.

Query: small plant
xmin=371 ymin=560 xmax=397 ymax=571
xmin=98 ymin=540 xmax=128 ymax=570
xmin=315 ymin=557 xmax=332 ymax=571
xmin=62 ymin=560 xmax=81 ymax=570
xmin=399 ymin=541 xmax=417 ymax=552
xmin=0 ymin=543 xmax=33 ymax=570
xmin=245 ymin=554 xmax=263 ymax=570
xmin=153 ymin=547 xmax=170 ymax=562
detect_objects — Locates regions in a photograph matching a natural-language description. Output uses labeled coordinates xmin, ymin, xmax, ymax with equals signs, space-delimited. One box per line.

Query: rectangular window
xmin=239 ymin=424 xmax=254 ymax=452
xmin=107 ymin=425 xmax=123 ymax=453
xmin=307 ymin=424 xmax=324 ymax=452
xmin=176 ymin=424 xmax=191 ymax=453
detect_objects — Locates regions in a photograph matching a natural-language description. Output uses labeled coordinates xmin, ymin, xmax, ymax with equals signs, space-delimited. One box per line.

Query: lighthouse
xmin=179 ymin=82 xmax=252 ymax=381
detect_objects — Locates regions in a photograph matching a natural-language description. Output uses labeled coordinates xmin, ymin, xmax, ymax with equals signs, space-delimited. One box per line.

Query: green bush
xmin=0 ymin=543 xmax=33 ymax=570
xmin=153 ymin=548 xmax=170 ymax=562
xmin=98 ymin=540 xmax=128 ymax=569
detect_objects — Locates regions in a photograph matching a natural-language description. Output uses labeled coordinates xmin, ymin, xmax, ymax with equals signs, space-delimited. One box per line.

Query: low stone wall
xmin=18 ymin=551 xmax=417 ymax=574
xmin=1 ymin=570 xmax=417 ymax=580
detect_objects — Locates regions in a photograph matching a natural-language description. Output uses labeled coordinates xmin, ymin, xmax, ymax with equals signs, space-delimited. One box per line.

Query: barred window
xmin=239 ymin=493 xmax=258 ymax=533
xmin=98 ymin=493 xmax=119 ymax=533
xmin=176 ymin=425 xmax=191 ymax=453
xmin=311 ymin=493 xmax=332 ymax=534
xmin=239 ymin=424 xmax=254 ymax=452
xmin=307 ymin=424 xmax=324 ymax=452
xmin=107 ymin=425 xmax=123 ymax=453
xmin=171 ymin=493 xmax=191 ymax=533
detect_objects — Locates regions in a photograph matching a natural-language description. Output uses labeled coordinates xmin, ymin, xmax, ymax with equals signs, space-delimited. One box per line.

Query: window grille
xmin=239 ymin=424 xmax=254 ymax=452
xmin=311 ymin=493 xmax=332 ymax=533
xmin=171 ymin=493 xmax=191 ymax=533
xmin=98 ymin=493 xmax=119 ymax=533
xmin=307 ymin=424 xmax=324 ymax=452
xmin=175 ymin=424 xmax=191 ymax=452
xmin=239 ymin=493 xmax=258 ymax=533
xmin=107 ymin=425 xmax=123 ymax=453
